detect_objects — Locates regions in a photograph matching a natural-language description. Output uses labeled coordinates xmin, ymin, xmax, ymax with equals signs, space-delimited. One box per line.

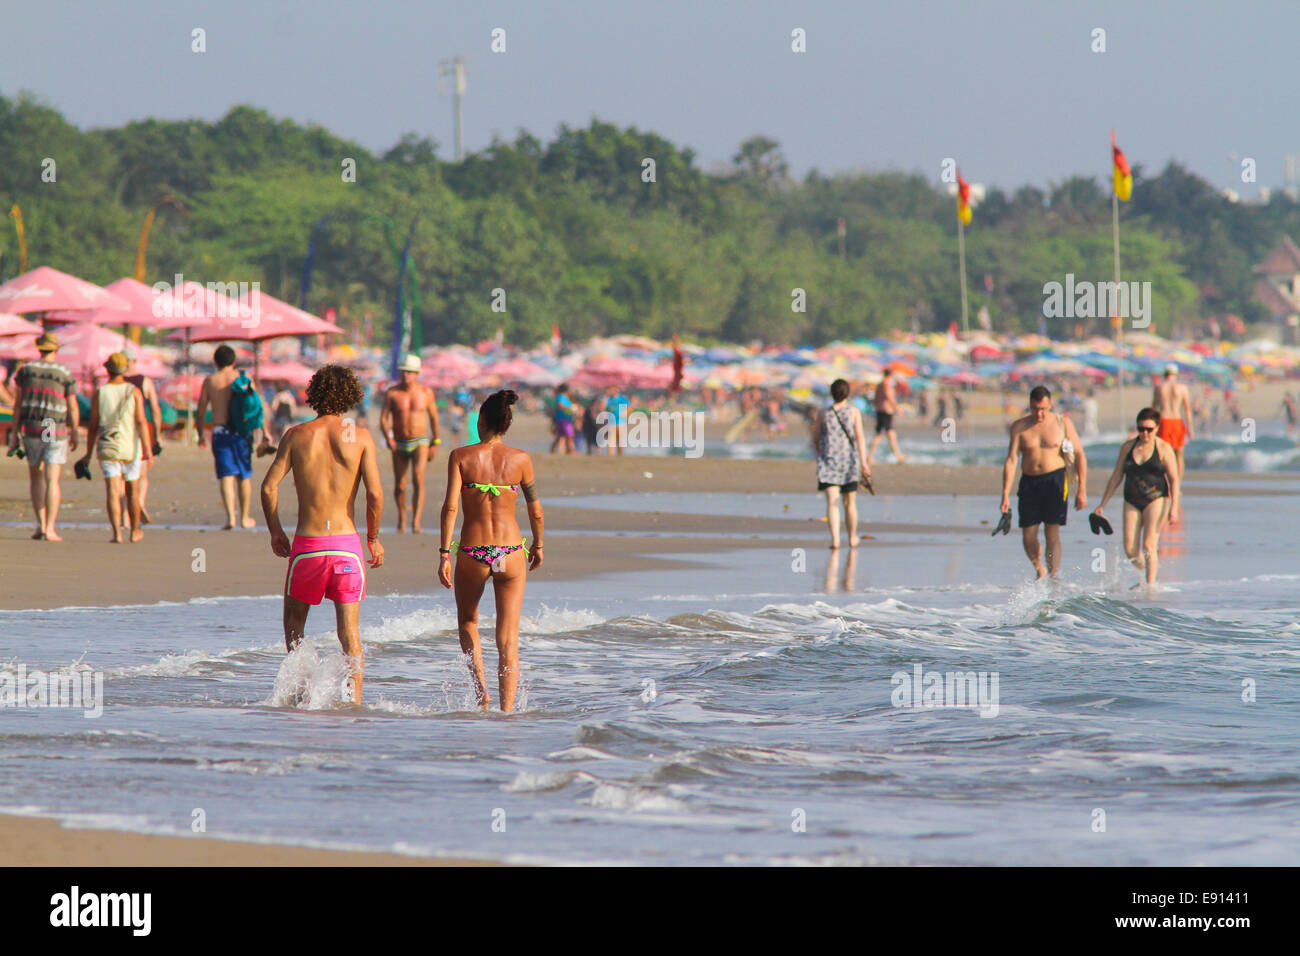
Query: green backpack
xmin=229 ymin=372 xmax=263 ymax=436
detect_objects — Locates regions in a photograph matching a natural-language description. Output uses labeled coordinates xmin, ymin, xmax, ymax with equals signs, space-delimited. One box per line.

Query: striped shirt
xmin=15 ymin=359 xmax=76 ymax=438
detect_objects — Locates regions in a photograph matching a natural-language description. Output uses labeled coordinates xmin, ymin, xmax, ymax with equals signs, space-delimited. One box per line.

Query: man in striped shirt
xmin=5 ymin=332 xmax=79 ymax=541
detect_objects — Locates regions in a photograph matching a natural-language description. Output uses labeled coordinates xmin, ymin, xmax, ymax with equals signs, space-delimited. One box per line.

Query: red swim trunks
xmin=285 ymin=533 xmax=367 ymax=605
xmin=1157 ymin=417 xmax=1187 ymax=450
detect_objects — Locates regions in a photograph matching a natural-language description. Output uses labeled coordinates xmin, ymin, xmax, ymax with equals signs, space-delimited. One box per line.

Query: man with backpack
xmin=196 ymin=344 xmax=271 ymax=529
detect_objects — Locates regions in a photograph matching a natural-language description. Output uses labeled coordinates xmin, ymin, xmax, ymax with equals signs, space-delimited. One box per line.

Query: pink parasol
xmin=0 ymin=313 xmax=44 ymax=337
xmin=56 ymin=324 xmax=170 ymax=381
xmin=46 ymin=277 xmax=216 ymax=329
xmin=0 ymin=266 xmax=131 ymax=315
xmin=258 ymin=360 xmax=315 ymax=386
xmin=418 ymin=349 xmax=481 ymax=389
xmin=479 ymin=358 xmax=561 ymax=387
xmin=0 ymin=337 xmax=39 ymax=360
xmin=179 ymin=288 xmax=344 ymax=343
xmin=159 ymin=373 xmax=205 ymax=407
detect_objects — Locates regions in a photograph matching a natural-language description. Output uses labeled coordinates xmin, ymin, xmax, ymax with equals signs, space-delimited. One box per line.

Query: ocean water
xmin=620 ymin=424 xmax=1300 ymax=472
xmin=2 ymin=492 xmax=1298 ymax=865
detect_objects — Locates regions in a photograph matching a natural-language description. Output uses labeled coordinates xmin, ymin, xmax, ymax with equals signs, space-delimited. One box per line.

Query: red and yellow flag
xmin=957 ymin=168 xmax=972 ymax=225
xmin=1112 ymin=131 xmax=1132 ymax=202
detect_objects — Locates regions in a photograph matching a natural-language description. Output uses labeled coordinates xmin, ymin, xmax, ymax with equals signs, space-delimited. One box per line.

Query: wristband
xmin=438 ymin=548 xmax=450 ymax=555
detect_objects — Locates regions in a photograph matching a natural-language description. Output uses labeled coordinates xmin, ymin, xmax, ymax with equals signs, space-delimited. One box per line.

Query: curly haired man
xmin=260 ymin=365 xmax=385 ymax=705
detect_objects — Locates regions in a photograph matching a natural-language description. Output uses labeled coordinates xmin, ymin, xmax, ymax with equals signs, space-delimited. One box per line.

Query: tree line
xmin=1 ymin=91 xmax=1294 ymax=347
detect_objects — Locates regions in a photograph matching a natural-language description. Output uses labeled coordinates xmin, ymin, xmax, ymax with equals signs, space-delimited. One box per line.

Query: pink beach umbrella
xmin=258 ymin=360 xmax=315 ymax=386
xmin=46 ymin=277 xmax=215 ymax=330
xmin=159 ymin=373 xmax=205 ymax=407
xmin=0 ymin=313 xmax=44 ymax=337
xmin=480 ymin=358 xmax=561 ymax=387
xmin=56 ymin=324 xmax=170 ymax=382
xmin=177 ymin=289 xmax=342 ymax=384
xmin=0 ymin=266 xmax=131 ymax=316
xmin=419 ymin=349 xmax=481 ymax=389
xmin=180 ymin=288 xmax=343 ymax=342
xmin=0 ymin=337 xmax=39 ymax=360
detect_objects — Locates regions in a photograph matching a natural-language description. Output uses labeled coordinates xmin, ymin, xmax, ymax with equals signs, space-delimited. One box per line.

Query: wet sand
xmin=0 ymin=432 xmax=1291 ymax=610
xmin=0 ymin=814 xmax=498 ymax=866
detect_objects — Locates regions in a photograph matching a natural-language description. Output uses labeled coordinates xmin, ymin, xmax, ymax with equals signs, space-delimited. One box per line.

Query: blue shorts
xmin=212 ymin=426 xmax=252 ymax=480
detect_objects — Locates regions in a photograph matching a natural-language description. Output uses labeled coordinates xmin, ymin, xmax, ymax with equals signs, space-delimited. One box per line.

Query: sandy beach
xmin=1 ymin=410 xmax=1293 ymax=610
xmin=0 ymin=814 xmax=497 ymax=866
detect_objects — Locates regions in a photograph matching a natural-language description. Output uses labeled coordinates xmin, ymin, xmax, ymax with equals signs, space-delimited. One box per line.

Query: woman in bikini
xmin=1093 ymin=406 xmax=1180 ymax=587
xmin=437 ymin=390 xmax=543 ymax=712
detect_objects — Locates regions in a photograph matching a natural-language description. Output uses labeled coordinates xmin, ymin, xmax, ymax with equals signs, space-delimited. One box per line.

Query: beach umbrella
xmin=56 ymin=324 xmax=170 ymax=382
xmin=159 ymin=373 xmax=205 ymax=407
xmin=258 ymin=361 xmax=315 ymax=386
xmin=0 ymin=337 xmax=39 ymax=360
xmin=418 ymin=348 xmax=481 ymax=389
xmin=0 ymin=313 xmax=44 ymax=336
xmin=480 ymin=358 xmax=561 ymax=387
xmin=177 ymin=289 xmax=343 ymax=388
xmin=0 ymin=266 xmax=131 ymax=316
xmin=45 ymin=277 xmax=211 ymax=329
xmin=181 ymin=288 xmax=343 ymax=343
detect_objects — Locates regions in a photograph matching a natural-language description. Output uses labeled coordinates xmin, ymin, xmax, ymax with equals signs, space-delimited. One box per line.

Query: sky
xmin=2 ymin=0 xmax=1293 ymax=195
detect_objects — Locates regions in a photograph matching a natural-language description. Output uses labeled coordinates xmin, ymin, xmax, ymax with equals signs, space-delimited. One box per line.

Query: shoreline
xmin=1 ymin=451 xmax=1293 ymax=610
xmin=0 ymin=812 xmax=502 ymax=866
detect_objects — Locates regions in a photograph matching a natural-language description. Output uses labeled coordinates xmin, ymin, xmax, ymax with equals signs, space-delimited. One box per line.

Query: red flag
xmin=1112 ymin=130 xmax=1132 ymax=201
xmin=957 ymin=169 xmax=972 ymax=225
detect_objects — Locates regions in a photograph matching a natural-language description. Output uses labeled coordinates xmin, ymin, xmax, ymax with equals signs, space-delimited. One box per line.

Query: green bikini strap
xmin=469 ymin=481 xmax=518 ymax=496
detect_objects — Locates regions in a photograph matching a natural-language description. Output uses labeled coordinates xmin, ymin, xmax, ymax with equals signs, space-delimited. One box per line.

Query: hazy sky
xmin=2 ymin=0 xmax=1292 ymax=194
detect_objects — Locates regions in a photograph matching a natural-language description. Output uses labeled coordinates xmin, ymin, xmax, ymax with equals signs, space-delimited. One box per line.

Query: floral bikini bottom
xmin=458 ymin=541 xmax=527 ymax=571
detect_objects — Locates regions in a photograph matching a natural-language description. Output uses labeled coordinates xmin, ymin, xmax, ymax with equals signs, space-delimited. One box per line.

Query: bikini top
xmin=466 ymin=481 xmax=518 ymax=496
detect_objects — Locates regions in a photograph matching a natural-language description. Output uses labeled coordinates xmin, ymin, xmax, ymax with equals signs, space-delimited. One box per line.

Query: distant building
xmin=1252 ymin=235 xmax=1300 ymax=343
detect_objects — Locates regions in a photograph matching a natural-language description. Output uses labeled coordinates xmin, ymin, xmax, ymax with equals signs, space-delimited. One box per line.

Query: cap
xmin=104 ymin=351 xmax=129 ymax=374
xmin=399 ymin=354 xmax=422 ymax=373
xmin=35 ymin=332 xmax=59 ymax=352
xmin=1164 ymin=363 xmax=1178 ymax=374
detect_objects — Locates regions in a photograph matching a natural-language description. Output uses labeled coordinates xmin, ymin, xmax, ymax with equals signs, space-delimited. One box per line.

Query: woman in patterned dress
xmin=813 ymin=379 xmax=872 ymax=549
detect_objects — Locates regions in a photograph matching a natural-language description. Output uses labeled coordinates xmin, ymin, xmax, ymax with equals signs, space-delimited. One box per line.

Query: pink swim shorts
xmin=285 ymin=533 xmax=367 ymax=605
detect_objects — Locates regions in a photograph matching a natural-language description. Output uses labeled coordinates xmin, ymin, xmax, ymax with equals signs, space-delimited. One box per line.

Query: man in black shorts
xmin=866 ymin=368 xmax=906 ymax=464
xmin=1000 ymin=386 xmax=1087 ymax=578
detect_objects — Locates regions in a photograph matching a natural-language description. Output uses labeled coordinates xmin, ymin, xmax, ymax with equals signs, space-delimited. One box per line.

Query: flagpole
xmin=958 ymin=217 xmax=970 ymax=340
xmin=1113 ymin=181 xmax=1124 ymax=434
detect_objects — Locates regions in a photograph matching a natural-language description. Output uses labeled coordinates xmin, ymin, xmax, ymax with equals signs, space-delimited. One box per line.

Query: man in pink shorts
xmin=261 ymin=365 xmax=384 ymax=705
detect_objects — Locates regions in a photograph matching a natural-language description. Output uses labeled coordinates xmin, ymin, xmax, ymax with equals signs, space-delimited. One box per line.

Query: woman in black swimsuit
xmin=1093 ymin=406 xmax=1181 ymax=586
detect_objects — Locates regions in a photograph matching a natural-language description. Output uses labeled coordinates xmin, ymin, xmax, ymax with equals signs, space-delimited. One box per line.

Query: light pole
xmin=439 ymin=57 xmax=468 ymax=161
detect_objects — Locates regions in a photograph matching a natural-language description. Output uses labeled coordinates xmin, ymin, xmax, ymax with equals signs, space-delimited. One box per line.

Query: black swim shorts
xmin=817 ymin=481 xmax=859 ymax=493
xmin=1017 ymin=467 xmax=1068 ymax=527
xmin=875 ymin=412 xmax=893 ymax=434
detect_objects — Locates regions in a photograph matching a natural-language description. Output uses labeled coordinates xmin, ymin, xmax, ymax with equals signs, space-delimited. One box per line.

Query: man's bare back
xmin=272 ymin=417 xmax=381 ymax=538
xmin=200 ymin=367 xmax=236 ymax=427
xmin=1152 ymin=379 xmax=1190 ymax=422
